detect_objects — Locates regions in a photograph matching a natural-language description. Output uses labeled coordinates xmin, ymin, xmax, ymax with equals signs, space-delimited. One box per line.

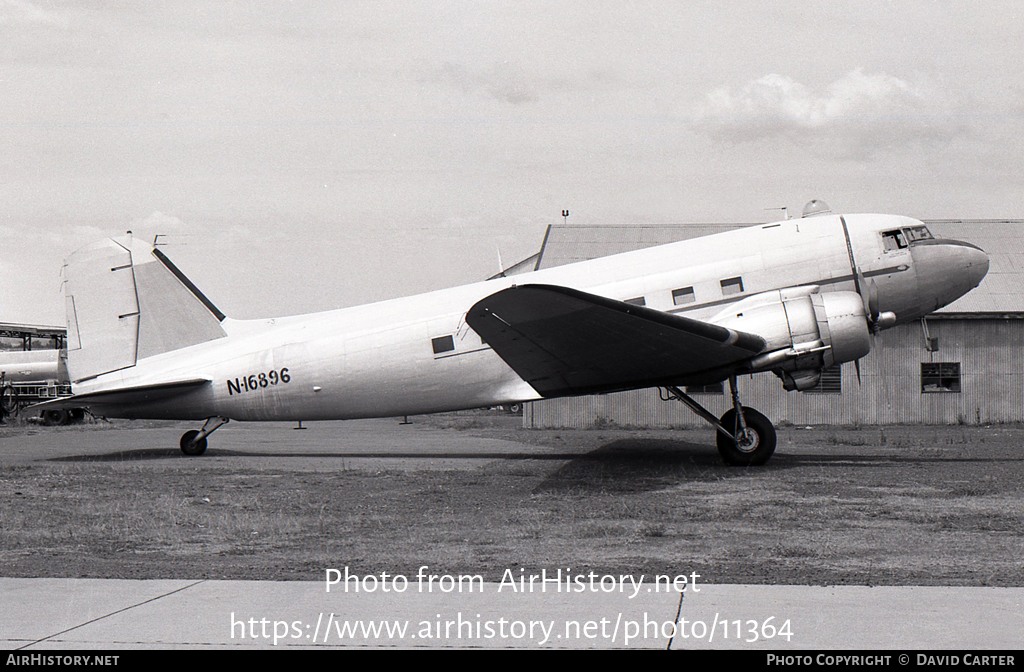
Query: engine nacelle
xmin=711 ymin=286 xmax=871 ymax=389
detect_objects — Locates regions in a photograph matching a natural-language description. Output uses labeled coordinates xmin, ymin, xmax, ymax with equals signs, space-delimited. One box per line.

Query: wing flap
xmin=466 ymin=284 xmax=765 ymax=397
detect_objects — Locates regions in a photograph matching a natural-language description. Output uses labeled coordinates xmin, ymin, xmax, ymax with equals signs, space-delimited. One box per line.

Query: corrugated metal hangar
xmin=518 ymin=217 xmax=1023 ymax=428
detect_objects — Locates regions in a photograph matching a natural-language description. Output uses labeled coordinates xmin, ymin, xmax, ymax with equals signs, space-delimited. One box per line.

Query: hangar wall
xmin=524 ymin=318 xmax=1024 ymax=428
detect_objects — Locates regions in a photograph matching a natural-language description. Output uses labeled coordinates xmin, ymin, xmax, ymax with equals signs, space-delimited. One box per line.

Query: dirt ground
xmin=1 ymin=412 xmax=1022 ymax=586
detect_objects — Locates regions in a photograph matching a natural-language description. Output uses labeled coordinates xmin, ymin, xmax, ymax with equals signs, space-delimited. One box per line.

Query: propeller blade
xmin=867 ymin=279 xmax=880 ymax=322
xmin=854 ymin=266 xmax=886 ymax=334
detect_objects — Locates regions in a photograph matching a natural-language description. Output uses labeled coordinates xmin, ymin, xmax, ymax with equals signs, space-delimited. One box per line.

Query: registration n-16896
xmin=226 ymin=368 xmax=291 ymax=395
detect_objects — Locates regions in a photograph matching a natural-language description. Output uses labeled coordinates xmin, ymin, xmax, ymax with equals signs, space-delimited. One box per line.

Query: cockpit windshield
xmin=881 ymin=225 xmax=934 ymax=252
xmin=903 ymin=225 xmax=934 ymax=242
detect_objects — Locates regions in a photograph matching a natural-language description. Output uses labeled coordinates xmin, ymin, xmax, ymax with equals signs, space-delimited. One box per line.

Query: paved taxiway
xmin=2 ymin=578 xmax=1020 ymax=649
xmin=0 ymin=418 xmax=568 ymax=471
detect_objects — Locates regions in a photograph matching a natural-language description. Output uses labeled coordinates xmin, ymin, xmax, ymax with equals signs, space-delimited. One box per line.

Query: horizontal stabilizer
xmin=466 ymin=284 xmax=765 ymax=397
xmin=30 ymin=378 xmax=211 ymax=412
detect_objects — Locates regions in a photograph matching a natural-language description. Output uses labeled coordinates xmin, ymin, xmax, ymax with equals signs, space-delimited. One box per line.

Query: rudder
xmin=64 ymin=237 xmax=227 ymax=382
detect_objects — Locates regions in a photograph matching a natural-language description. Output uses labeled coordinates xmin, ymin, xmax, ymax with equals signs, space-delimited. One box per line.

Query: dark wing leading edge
xmin=465 ymin=284 xmax=766 ymax=397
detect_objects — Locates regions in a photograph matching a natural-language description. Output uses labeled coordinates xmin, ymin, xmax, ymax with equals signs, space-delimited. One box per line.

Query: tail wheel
xmin=180 ymin=430 xmax=208 ymax=456
xmin=716 ymin=407 xmax=776 ymax=466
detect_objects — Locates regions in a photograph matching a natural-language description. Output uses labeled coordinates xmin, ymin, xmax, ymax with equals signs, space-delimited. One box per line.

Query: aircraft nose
xmin=945 ymin=240 xmax=990 ymax=290
xmin=965 ymin=243 xmax=990 ymax=288
xmin=912 ymin=239 xmax=989 ymax=312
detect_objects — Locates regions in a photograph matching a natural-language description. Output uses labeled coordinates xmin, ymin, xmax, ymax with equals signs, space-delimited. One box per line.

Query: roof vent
xmin=802 ymin=199 xmax=831 ymax=218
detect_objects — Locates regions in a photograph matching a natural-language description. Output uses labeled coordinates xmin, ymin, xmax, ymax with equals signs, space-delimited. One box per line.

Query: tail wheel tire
xmin=180 ymin=430 xmax=208 ymax=456
xmin=716 ymin=407 xmax=776 ymax=466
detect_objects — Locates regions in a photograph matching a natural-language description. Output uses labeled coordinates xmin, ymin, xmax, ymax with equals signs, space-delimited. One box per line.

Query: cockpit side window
xmin=881 ymin=230 xmax=908 ymax=252
xmin=903 ymin=225 xmax=934 ymax=243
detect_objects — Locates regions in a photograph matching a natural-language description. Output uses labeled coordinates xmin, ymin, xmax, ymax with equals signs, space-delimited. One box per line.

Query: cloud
xmin=130 ymin=211 xmax=187 ymax=233
xmin=0 ymin=0 xmax=68 ymax=27
xmin=694 ymin=69 xmax=959 ymax=157
xmin=422 ymin=62 xmax=538 ymax=105
xmin=123 ymin=212 xmax=256 ymax=249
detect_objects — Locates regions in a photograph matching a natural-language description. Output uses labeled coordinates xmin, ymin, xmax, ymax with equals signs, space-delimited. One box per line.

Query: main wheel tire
xmin=42 ymin=409 xmax=70 ymax=426
xmin=180 ymin=430 xmax=208 ymax=456
xmin=716 ymin=407 xmax=776 ymax=466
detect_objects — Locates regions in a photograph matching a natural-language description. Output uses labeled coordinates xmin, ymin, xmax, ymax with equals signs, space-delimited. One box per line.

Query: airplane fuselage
xmin=69 ymin=213 xmax=987 ymax=423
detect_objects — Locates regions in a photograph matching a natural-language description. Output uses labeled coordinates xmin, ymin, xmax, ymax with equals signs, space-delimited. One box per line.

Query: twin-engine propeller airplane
xmin=35 ymin=210 xmax=988 ymax=465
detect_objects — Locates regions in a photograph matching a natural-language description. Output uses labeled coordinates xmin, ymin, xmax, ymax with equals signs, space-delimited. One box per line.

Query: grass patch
xmin=2 ymin=424 xmax=1023 ymax=585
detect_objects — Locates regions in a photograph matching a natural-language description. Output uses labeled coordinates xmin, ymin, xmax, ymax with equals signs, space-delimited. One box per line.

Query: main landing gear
xmin=662 ymin=375 xmax=777 ymax=466
xmin=180 ymin=416 xmax=229 ymax=456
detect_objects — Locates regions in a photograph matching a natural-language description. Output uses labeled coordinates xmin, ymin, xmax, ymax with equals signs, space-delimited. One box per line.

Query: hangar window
xmin=624 ymin=297 xmax=646 ymax=306
xmin=806 ymin=365 xmax=842 ymax=394
xmin=30 ymin=336 xmax=61 ymax=350
xmin=685 ymin=382 xmax=723 ymax=395
xmin=0 ymin=336 xmax=23 ymax=352
xmin=921 ymin=362 xmax=960 ymax=393
xmin=672 ymin=287 xmax=695 ymax=305
xmin=720 ymin=277 xmax=744 ymax=295
xmin=431 ymin=335 xmax=455 ymax=355
xmin=882 ymin=230 xmax=908 ymax=252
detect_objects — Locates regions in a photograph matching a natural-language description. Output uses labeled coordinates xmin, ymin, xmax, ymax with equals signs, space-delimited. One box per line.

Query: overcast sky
xmin=2 ymin=1 xmax=1022 ymax=324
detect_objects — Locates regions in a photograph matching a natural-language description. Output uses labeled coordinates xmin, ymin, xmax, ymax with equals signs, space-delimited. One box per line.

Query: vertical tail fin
xmin=64 ymin=237 xmax=227 ymax=382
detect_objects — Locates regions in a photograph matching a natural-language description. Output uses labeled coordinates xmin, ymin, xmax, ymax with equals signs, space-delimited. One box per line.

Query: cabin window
xmin=921 ymin=362 xmax=960 ymax=393
xmin=685 ymin=382 xmax=723 ymax=395
xmin=431 ymin=335 xmax=455 ymax=355
xmin=624 ymin=297 xmax=646 ymax=306
xmin=720 ymin=277 xmax=744 ymax=296
xmin=672 ymin=287 xmax=696 ymax=305
xmin=881 ymin=230 xmax=908 ymax=252
xmin=806 ymin=365 xmax=842 ymax=394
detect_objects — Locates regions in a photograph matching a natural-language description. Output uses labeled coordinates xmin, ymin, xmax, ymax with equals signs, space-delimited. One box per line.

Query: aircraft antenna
xmin=562 ymin=209 xmax=569 ymax=225
xmin=495 ymin=244 xmax=505 ymax=278
xmin=764 ymin=207 xmax=788 ymax=221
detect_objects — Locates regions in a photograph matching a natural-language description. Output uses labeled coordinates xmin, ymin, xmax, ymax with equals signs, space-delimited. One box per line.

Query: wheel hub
xmin=735 ymin=427 xmax=760 ymax=453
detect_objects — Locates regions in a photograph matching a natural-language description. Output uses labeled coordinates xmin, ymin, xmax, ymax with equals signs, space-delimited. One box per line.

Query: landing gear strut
xmin=180 ymin=416 xmax=229 ymax=456
xmin=663 ymin=376 xmax=777 ymax=466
